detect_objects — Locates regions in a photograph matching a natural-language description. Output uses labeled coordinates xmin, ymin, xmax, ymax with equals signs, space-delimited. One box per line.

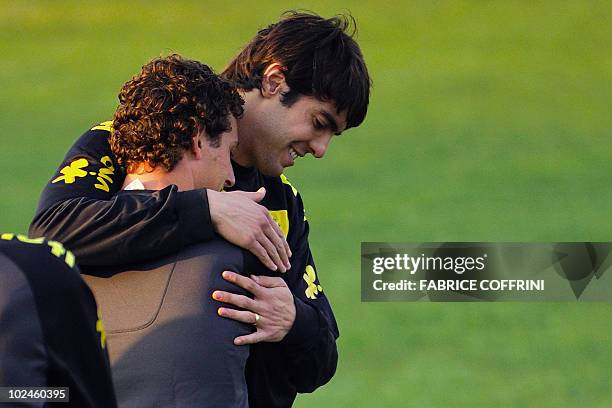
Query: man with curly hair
xmin=82 ymin=54 xmax=261 ymax=407
xmin=31 ymin=11 xmax=371 ymax=407
xmin=110 ymin=54 xmax=242 ymax=191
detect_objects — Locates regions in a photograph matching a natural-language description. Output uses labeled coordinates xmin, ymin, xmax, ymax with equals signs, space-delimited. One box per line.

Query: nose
xmin=309 ymin=133 xmax=333 ymax=159
xmin=224 ymin=167 xmax=236 ymax=188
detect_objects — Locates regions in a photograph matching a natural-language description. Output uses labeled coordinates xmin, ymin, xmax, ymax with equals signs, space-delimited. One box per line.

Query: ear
xmin=191 ymin=131 xmax=204 ymax=160
xmin=261 ymin=63 xmax=287 ymax=98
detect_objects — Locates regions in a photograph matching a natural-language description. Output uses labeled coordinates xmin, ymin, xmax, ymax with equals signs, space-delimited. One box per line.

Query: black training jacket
xmin=29 ymin=121 xmax=339 ymax=408
xmin=0 ymin=234 xmax=117 ymax=408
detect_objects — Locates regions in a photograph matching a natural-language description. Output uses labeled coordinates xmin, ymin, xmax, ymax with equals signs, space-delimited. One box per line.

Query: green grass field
xmin=1 ymin=1 xmax=611 ymax=406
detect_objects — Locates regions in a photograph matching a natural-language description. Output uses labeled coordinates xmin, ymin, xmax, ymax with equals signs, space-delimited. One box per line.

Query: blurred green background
xmin=1 ymin=1 xmax=611 ymax=406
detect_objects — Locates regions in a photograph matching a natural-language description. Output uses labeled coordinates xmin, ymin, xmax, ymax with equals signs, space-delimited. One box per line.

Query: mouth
xmin=289 ymin=146 xmax=301 ymax=160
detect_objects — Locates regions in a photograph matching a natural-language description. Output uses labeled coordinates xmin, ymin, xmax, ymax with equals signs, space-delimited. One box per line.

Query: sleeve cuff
xmin=281 ymin=296 xmax=321 ymax=349
xmin=177 ymin=188 xmax=215 ymax=246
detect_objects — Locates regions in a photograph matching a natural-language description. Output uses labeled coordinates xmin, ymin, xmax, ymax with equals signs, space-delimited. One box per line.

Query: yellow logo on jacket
xmin=96 ymin=312 xmax=107 ymax=349
xmin=304 ymin=265 xmax=323 ymax=299
xmin=52 ymin=155 xmax=115 ymax=192
xmin=268 ymin=210 xmax=289 ymax=238
xmin=52 ymin=158 xmax=90 ymax=184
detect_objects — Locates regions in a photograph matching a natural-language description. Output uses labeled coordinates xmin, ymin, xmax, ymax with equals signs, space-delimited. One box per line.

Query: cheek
xmin=221 ymin=151 xmax=233 ymax=171
xmin=296 ymin=118 xmax=315 ymax=138
xmin=274 ymin=125 xmax=307 ymax=149
xmin=210 ymin=149 xmax=225 ymax=164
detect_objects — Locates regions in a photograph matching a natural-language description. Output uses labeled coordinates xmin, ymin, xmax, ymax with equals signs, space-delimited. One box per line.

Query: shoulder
xmin=0 ymin=234 xmax=89 ymax=309
xmin=176 ymin=238 xmax=247 ymax=275
xmin=0 ymin=234 xmax=93 ymax=327
xmin=70 ymin=121 xmax=114 ymax=155
xmin=280 ymin=174 xmax=299 ymax=197
xmin=47 ymin=121 xmax=122 ymax=195
xmin=57 ymin=121 xmax=114 ymax=171
xmin=0 ymin=233 xmax=78 ymax=278
xmin=261 ymin=173 xmax=303 ymax=207
xmin=260 ymin=173 xmax=306 ymax=238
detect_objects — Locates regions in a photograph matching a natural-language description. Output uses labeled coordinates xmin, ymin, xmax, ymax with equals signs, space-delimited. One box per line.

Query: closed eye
xmin=318 ymin=110 xmax=341 ymax=135
xmin=313 ymin=118 xmax=328 ymax=131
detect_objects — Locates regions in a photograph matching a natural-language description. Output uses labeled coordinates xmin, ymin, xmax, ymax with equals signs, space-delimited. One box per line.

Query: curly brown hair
xmin=111 ymin=54 xmax=244 ymax=172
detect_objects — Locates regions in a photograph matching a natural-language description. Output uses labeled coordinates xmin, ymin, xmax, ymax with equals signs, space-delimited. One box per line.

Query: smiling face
xmin=234 ymin=65 xmax=348 ymax=176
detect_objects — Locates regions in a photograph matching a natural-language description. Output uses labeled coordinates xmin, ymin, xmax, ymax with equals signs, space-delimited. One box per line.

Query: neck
xmin=232 ymin=89 xmax=258 ymax=168
xmin=122 ymin=160 xmax=194 ymax=191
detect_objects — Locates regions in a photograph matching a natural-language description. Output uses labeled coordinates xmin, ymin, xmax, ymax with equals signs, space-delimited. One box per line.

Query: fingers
xmin=212 ymin=290 xmax=256 ymax=311
xmin=258 ymin=226 xmax=287 ymax=273
xmin=251 ymin=274 xmax=287 ymax=289
xmin=266 ymin=216 xmax=292 ymax=267
xmin=218 ymin=307 xmax=259 ymax=325
xmin=209 ymin=187 xmax=291 ymax=272
xmin=249 ymin=241 xmax=278 ymax=271
xmin=234 ymin=331 xmax=268 ymax=346
xmin=221 ymin=271 xmax=262 ymax=297
xmin=252 ymin=212 xmax=290 ymax=272
xmin=217 ymin=272 xmax=295 ymax=346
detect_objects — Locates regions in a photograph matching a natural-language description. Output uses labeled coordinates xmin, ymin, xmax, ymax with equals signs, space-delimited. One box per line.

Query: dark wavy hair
xmin=111 ymin=54 xmax=244 ymax=172
xmin=222 ymin=11 xmax=371 ymax=130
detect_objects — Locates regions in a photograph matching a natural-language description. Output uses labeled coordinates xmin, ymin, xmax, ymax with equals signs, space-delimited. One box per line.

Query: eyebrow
xmin=320 ymin=110 xmax=342 ymax=136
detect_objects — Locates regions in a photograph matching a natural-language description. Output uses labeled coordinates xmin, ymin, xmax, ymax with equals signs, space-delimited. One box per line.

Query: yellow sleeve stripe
xmin=1 ymin=233 xmax=76 ymax=268
xmin=91 ymin=121 xmax=113 ymax=132
xmin=1 ymin=233 xmax=15 ymax=240
xmin=280 ymin=174 xmax=298 ymax=196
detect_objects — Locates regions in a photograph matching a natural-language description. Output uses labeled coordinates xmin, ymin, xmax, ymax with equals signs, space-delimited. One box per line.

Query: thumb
xmin=249 ymin=187 xmax=266 ymax=203
xmin=251 ymin=274 xmax=286 ymax=288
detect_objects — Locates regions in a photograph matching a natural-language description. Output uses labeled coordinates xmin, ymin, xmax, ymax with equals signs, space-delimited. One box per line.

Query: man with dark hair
xmin=31 ymin=11 xmax=371 ymax=407
xmin=0 ymin=234 xmax=117 ymax=408
xmin=83 ymin=53 xmax=267 ymax=407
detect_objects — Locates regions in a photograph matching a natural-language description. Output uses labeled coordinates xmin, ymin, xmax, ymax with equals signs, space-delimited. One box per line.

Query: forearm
xmin=279 ymin=296 xmax=339 ymax=392
xmin=30 ymin=187 xmax=214 ymax=267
